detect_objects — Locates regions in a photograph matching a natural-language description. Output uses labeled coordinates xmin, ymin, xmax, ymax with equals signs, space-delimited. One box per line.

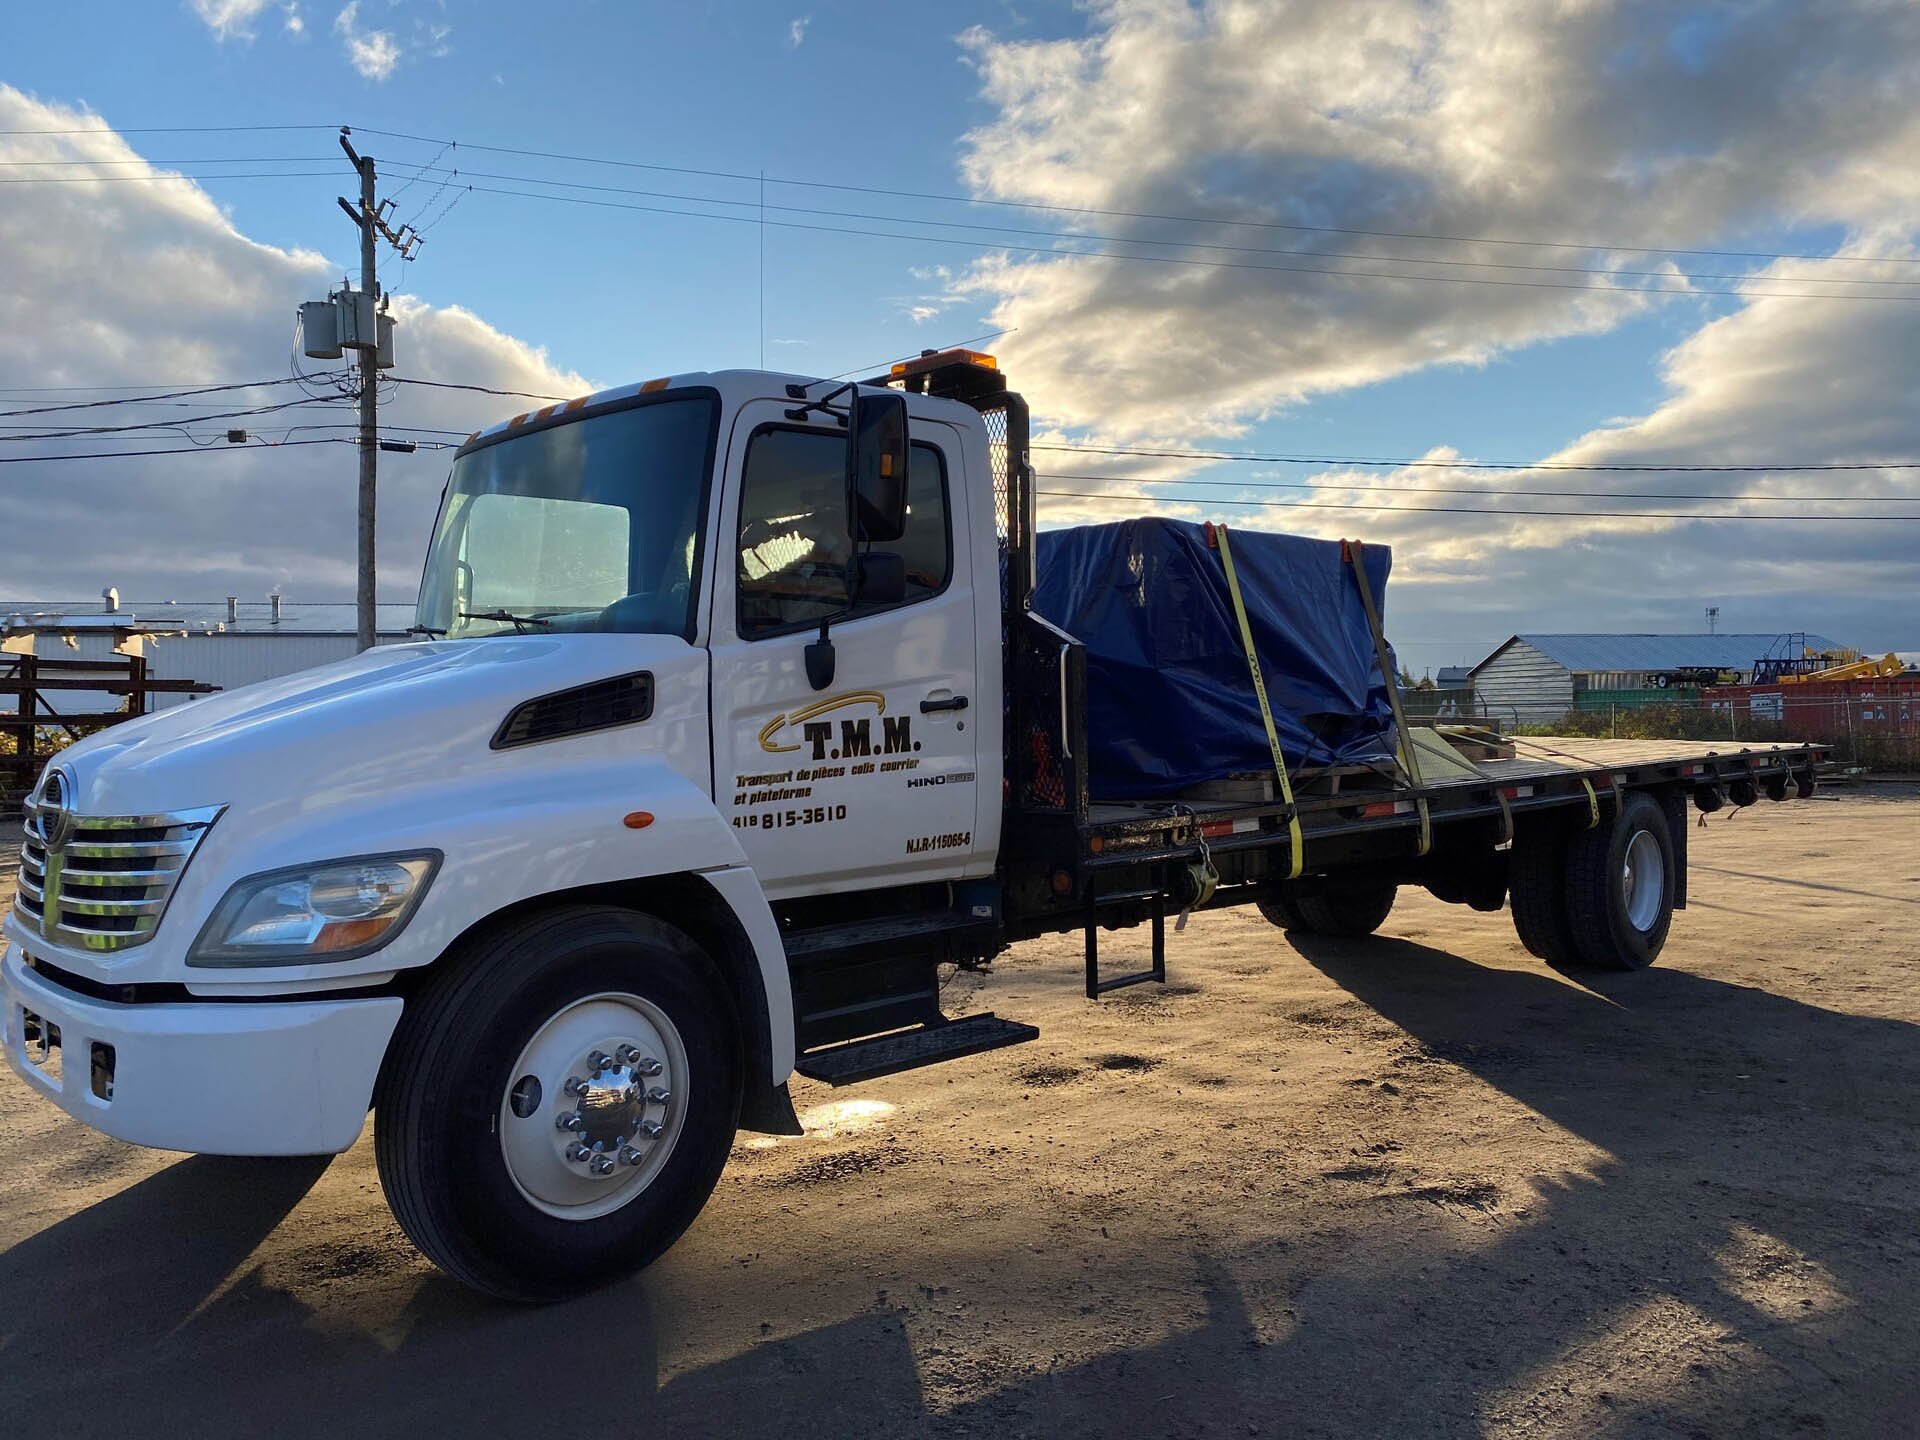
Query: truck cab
xmin=3 ymin=355 xmax=1033 ymax=1299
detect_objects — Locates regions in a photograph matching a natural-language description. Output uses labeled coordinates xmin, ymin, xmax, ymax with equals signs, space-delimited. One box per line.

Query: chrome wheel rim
xmin=499 ymin=991 xmax=688 ymax=1222
xmin=1622 ymin=830 xmax=1665 ymax=932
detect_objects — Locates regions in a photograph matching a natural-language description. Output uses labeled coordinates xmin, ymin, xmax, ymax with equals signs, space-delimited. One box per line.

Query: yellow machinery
xmin=1776 ymin=652 xmax=1906 ymax=685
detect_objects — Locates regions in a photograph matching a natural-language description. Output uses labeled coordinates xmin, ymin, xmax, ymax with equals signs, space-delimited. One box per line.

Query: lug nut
xmin=566 ymin=1142 xmax=591 ymax=1163
xmin=637 ymin=1119 xmax=664 ymax=1140
xmin=563 ymin=1076 xmax=590 ymax=1097
xmin=636 ymin=1057 xmax=663 ymax=1077
xmin=556 ymin=1111 xmax=583 ymax=1131
xmin=645 ymin=1087 xmax=670 ymax=1105
xmin=590 ymin=1154 xmax=617 ymax=1176
xmin=616 ymin=1044 xmax=641 ymax=1065
xmin=588 ymin=1050 xmax=611 ymax=1070
xmin=620 ymin=1147 xmax=643 ymax=1166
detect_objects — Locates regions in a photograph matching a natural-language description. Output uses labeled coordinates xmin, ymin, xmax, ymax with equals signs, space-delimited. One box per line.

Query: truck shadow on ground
xmin=3 ymin=938 xmax=1918 ymax=1438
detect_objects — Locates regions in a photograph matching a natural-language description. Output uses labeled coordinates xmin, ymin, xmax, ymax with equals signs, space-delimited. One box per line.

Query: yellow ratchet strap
xmin=1214 ymin=524 xmax=1305 ymax=879
xmin=1342 ymin=539 xmax=1431 ymax=857
xmin=1580 ymin=776 xmax=1600 ymax=828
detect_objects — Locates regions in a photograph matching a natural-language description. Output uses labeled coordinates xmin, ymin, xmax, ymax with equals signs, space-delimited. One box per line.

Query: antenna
xmin=1705 ymin=605 xmax=1720 ymax=634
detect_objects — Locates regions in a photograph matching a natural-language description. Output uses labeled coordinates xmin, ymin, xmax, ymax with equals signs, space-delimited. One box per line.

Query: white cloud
xmin=788 ymin=15 xmax=811 ymax=49
xmin=956 ymin=0 xmax=1920 ymax=654
xmin=189 ymin=0 xmax=275 ymax=40
xmin=283 ymin=3 xmax=304 ymax=36
xmin=335 ymin=2 xmax=401 ymax=80
xmin=0 ymin=87 xmax=590 ymax=603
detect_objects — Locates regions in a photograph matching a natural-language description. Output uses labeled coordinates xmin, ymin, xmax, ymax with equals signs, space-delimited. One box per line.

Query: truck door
xmin=708 ymin=402 xmax=982 ymax=900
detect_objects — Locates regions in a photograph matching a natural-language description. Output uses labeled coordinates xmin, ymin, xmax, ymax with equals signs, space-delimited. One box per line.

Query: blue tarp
xmin=1032 ymin=518 xmax=1400 ymax=801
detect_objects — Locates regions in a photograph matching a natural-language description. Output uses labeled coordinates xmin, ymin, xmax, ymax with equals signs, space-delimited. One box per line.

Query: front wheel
xmin=374 ymin=905 xmax=741 ymax=1302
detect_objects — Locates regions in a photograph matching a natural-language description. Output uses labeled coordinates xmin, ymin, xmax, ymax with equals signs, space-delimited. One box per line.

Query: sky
xmin=2 ymin=0 xmax=1917 ymax=679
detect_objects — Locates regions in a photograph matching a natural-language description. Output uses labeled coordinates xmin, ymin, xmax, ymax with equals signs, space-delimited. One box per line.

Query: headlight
xmin=188 ymin=851 xmax=441 ymax=967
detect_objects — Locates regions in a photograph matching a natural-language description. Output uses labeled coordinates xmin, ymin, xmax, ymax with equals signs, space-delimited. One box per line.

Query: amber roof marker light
xmin=889 ymin=349 xmax=998 ymax=381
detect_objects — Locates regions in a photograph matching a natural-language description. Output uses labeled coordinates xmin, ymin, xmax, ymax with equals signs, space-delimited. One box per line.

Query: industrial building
xmin=1 ymin=596 xmax=416 ymax=711
xmin=1468 ymin=633 xmax=1844 ymax=723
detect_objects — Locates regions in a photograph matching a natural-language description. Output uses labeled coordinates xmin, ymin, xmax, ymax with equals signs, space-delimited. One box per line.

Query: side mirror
xmin=846 ymin=390 xmax=909 ymax=543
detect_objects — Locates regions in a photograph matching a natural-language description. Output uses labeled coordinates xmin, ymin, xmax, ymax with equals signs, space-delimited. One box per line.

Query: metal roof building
xmin=1468 ymin=633 xmax=1845 ymax=723
xmin=1 ymin=599 xmax=417 ymax=712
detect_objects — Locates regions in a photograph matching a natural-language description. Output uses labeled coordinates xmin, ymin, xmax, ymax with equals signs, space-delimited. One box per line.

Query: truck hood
xmin=53 ymin=634 xmax=698 ymax=819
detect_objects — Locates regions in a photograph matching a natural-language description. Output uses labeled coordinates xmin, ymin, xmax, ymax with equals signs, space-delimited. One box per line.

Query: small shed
xmin=1469 ymin=633 xmax=1843 ymax=723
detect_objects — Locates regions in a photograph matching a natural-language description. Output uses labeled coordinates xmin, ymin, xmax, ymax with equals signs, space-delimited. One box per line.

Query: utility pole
xmin=326 ymin=129 xmax=419 ymax=652
xmin=347 ymin=137 xmax=379 ymax=653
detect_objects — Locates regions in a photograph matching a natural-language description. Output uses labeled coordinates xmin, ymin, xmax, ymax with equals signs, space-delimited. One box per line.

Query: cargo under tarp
xmin=1032 ymin=518 xmax=1400 ymax=802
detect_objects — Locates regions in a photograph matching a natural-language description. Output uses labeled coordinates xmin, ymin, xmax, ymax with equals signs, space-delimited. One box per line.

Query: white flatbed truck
xmin=2 ymin=351 xmax=1827 ymax=1300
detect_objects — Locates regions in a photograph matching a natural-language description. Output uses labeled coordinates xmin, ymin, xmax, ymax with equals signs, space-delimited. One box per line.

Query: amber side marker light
xmin=623 ymin=812 xmax=655 ymax=829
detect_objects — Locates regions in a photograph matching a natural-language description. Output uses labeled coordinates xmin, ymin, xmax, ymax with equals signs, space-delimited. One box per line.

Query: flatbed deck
xmin=1070 ymin=735 xmax=1825 ymax=882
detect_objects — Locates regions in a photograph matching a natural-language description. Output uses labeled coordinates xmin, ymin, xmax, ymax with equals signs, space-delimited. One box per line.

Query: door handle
xmin=920 ymin=695 xmax=969 ymax=713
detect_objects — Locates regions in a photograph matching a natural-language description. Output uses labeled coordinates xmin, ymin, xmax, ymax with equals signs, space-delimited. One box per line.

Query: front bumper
xmin=1 ymin=944 xmax=403 ymax=1156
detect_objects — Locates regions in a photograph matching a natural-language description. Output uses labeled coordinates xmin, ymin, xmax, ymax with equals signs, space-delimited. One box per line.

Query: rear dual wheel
xmin=1565 ymin=792 xmax=1674 ymax=969
xmin=1510 ymin=793 xmax=1675 ymax=971
xmin=374 ymin=905 xmax=741 ymax=1302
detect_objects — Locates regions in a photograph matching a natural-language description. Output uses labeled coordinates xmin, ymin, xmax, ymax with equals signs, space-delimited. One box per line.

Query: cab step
xmin=794 ymin=1013 xmax=1039 ymax=1086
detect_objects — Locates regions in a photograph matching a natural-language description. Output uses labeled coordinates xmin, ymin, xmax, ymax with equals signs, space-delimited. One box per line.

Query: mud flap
xmin=1658 ymin=789 xmax=1690 ymax=910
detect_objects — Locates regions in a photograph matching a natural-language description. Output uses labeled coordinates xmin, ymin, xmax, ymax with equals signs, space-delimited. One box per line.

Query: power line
xmin=0 ymin=170 xmax=345 ymax=185
xmin=387 ymin=376 xmax=572 ymax=401
xmin=1036 ymin=471 xmax=1920 ymax=504
xmin=118 ymin=152 xmax=1861 ymax=298
xmin=410 ymin=180 xmax=471 ymax=237
xmin=0 ymin=376 xmax=326 ymax=419
xmin=13 ymin=119 xmax=1912 ymax=270
xmin=0 ymin=155 xmax=336 ymax=166
xmin=0 ymin=395 xmax=349 ymax=442
xmin=1031 ymin=442 xmax=1920 ymax=473
xmin=345 ymin=126 xmax=1920 ymax=268
xmin=0 ymin=380 xmax=306 ymax=393
xmin=432 ymin=166 xmax=1920 ymax=290
xmin=454 ymin=182 xmax=1920 ymax=304
xmin=0 ymin=439 xmax=347 ymax=464
xmin=1033 ymin=488 xmax=1920 ymax=521
xmin=0 ymin=124 xmax=336 ymax=136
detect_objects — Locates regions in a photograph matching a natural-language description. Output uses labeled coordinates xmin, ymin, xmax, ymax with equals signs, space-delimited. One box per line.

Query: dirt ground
xmin=1 ymin=787 xmax=1917 ymax=1439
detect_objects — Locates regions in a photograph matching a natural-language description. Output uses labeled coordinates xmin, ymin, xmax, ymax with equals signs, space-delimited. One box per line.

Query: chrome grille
xmin=17 ymin=774 xmax=221 ymax=953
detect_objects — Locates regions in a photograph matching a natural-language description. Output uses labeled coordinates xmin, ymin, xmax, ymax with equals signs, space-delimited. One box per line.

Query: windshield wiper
xmin=405 ymin=624 xmax=448 ymax=637
xmin=460 ymin=608 xmax=553 ymax=632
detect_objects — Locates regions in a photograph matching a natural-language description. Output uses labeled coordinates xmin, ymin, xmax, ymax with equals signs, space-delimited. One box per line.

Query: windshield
xmin=416 ymin=393 xmax=718 ymax=640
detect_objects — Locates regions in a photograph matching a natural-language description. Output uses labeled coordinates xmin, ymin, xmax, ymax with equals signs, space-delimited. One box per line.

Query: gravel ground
xmin=1 ymin=789 xmax=1916 ymax=1438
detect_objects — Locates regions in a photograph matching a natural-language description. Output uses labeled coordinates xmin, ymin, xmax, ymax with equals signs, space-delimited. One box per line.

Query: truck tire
xmin=374 ymin=904 xmax=742 ymax=1302
xmin=1564 ymin=791 xmax=1675 ymax=971
xmin=1509 ymin=820 xmax=1583 ymax=968
xmin=1256 ymin=888 xmax=1306 ymax=930
xmin=1287 ymin=882 xmax=1398 ymax=938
